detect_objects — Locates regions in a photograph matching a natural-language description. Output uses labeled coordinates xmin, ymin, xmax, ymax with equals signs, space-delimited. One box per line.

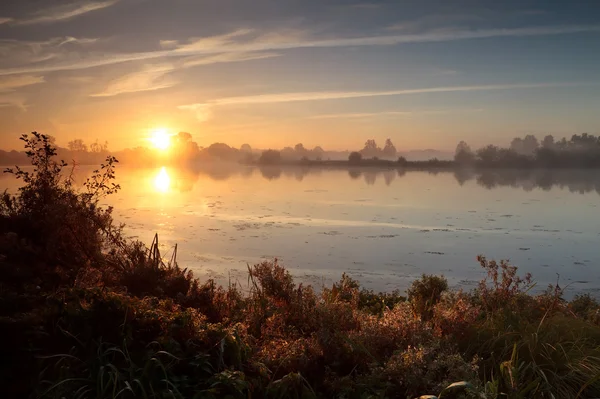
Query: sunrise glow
xmin=149 ymin=128 xmax=171 ymax=151
xmin=153 ymin=167 xmax=171 ymax=193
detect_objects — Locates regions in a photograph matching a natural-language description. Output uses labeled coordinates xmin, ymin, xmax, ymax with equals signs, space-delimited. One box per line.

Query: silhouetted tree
xmin=312 ymin=146 xmax=324 ymax=161
xmin=240 ymin=143 xmax=252 ymax=153
xmin=89 ymin=139 xmax=109 ymax=153
xmin=523 ymin=135 xmax=539 ymax=156
xmin=542 ymin=135 xmax=555 ymax=149
xmin=259 ymin=150 xmax=282 ymax=165
xmin=294 ymin=143 xmax=306 ymax=153
xmin=397 ymin=156 xmax=408 ymax=166
xmin=206 ymin=143 xmax=237 ymax=159
xmin=361 ymin=139 xmax=380 ymax=158
xmin=67 ymin=139 xmax=87 ymax=152
xmin=383 ymin=138 xmax=397 ymax=158
xmin=455 ymin=141 xmax=475 ymax=164
xmin=348 ymin=151 xmax=362 ymax=164
xmin=173 ymin=132 xmax=200 ymax=159
xmin=476 ymin=145 xmax=501 ymax=164
xmin=281 ymin=146 xmax=294 ymax=159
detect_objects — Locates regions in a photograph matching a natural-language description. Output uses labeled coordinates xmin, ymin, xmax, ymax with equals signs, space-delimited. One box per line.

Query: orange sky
xmin=1 ymin=1 xmax=599 ymax=151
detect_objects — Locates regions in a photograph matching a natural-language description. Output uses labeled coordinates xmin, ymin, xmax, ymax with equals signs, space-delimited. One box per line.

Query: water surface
xmin=3 ymin=165 xmax=599 ymax=295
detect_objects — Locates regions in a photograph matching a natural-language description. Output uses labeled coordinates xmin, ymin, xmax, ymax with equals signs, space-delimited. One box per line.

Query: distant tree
xmin=173 ymin=132 xmax=199 ymax=159
xmin=397 ymin=156 xmax=408 ymax=165
xmin=67 ymin=139 xmax=87 ymax=152
xmin=294 ymin=143 xmax=306 ymax=152
xmin=348 ymin=151 xmax=362 ymax=164
xmin=510 ymin=137 xmax=524 ymax=154
xmin=206 ymin=143 xmax=237 ymax=159
xmin=363 ymin=139 xmax=378 ymax=151
xmin=557 ymin=137 xmax=568 ymax=149
xmin=476 ymin=145 xmax=500 ymax=164
xmin=281 ymin=146 xmax=295 ymax=159
xmin=259 ymin=150 xmax=282 ymax=165
xmin=522 ymin=135 xmax=539 ymax=156
xmin=240 ymin=143 xmax=252 ymax=153
xmin=542 ymin=135 xmax=555 ymax=149
xmin=382 ymin=138 xmax=397 ymax=158
xmin=312 ymin=146 xmax=324 ymax=161
xmin=361 ymin=139 xmax=380 ymax=158
xmin=176 ymin=132 xmax=193 ymax=143
xmin=90 ymin=139 xmax=109 ymax=153
xmin=454 ymin=141 xmax=475 ymax=164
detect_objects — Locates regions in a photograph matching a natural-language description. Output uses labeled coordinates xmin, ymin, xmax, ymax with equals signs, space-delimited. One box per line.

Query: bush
xmin=258 ymin=150 xmax=282 ymax=165
xmin=348 ymin=151 xmax=362 ymax=164
xmin=408 ymin=274 xmax=449 ymax=320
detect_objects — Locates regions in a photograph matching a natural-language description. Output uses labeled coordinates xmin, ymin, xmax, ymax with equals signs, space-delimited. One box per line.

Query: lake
xmin=2 ymin=165 xmax=600 ymax=296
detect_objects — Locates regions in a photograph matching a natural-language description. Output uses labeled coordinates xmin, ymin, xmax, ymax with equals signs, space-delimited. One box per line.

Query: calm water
xmin=3 ymin=165 xmax=600 ymax=295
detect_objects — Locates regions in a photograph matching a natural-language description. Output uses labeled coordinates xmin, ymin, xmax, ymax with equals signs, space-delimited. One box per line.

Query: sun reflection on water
xmin=153 ymin=167 xmax=171 ymax=193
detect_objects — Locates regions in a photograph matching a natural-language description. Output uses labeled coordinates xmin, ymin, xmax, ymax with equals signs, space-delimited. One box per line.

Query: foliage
xmin=259 ymin=150 xmax=282 ymax=165
xmin=348 ymin=151 xmax=362 ymax=164
xmin=3 ymin=132 xmax=600 ymax=398
xmin=408 ymin=274 xmax=449 ymax=321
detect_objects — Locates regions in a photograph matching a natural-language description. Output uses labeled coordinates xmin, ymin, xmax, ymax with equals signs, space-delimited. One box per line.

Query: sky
xmin=0 ymin=0 xmax=599 ymax=151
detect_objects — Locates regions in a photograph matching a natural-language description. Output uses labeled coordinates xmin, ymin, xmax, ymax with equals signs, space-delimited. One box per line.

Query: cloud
xmin=14 ymin=0 xmax=119 ymax=25
xmin=90 ymin=64 xmax=175 ymax=97
xmin=0 ymin=17 xmax=13 ymax=25
xmin=177 ymin=103 xmax=213 ymax=122
xmin=0 ymin=93 xmax=27 ymax=110
xmin=1 ymin=24 xmax=599 ymax=76
xmin=309 ymin=108 xmax=484 ymax=119
xmin=179 ymin=81 xmax=592 ymax=121
xmin=57 ymin=37 xmax=99 ymax=46
xmin=173 ymin=29 xmax=255 ymax=53
xmin=0 ymin=75 xmax=45 ymax=92
xmin=182 ymin=51 xmax=280 ymax=67
xmin=0 ymin=37 xmax=99 ymax=70
xmin=310 ymin=111 xmax=411 ymax=119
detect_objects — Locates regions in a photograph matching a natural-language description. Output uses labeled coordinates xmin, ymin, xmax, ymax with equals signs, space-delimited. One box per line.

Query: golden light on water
xmin=153 ymin=167 xmax=171 ymax=193
xmin=149 ymin=128 xmax=171 ymax=151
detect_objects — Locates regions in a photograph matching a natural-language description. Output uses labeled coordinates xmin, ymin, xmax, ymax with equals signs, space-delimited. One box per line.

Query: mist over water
xmin=3 ymin=165 xmax=599 ymax=296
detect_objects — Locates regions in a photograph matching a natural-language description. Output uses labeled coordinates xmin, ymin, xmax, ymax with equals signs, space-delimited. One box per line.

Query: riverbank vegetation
xmin=2 ymin=133 xmax=600 ymax=398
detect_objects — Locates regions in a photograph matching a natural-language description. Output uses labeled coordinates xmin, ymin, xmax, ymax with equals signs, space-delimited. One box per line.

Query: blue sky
xmin=0 ymin=0 xmax=599 ymax=151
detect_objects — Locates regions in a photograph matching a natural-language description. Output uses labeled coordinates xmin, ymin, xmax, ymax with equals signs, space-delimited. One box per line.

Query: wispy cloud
xmin=182 ymin=51 xmax=280 ymax=68
xmin=0 ymin=17 xmax=13 ymax=25
xmin=0 ymin=75 xmax=45 ymax=92
xmin=90 ymin=64 xmax=175 ymax=97
xmin=0 ymin=93 xmax=27 ymax=109
xmin=177 ymin=103 xmax=213 ymax=122
xmin=309 ymin=111 xmax=411 ymax=119
xmin=1 ymin=24 xmax=599 ymax=76
xmin=180 ymin=81 xmax=592 ymax=121
xmin=173 ymin=29 xmax=255 ymax=53
xmin=14 ymin=0 xmax=119 ymax=25
xmin=309 ymin=108 xmax=484 ymax=120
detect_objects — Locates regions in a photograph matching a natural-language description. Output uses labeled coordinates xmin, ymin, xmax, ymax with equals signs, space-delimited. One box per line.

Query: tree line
xmin=455 ymin=133 xmax=600 ymax=168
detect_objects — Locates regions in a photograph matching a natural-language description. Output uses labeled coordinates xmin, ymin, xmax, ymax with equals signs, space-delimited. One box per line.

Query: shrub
xmin=408 ymin=274 xmax=449 ymax=320
xmin=348 ymin=151 xmax=362 ymax=164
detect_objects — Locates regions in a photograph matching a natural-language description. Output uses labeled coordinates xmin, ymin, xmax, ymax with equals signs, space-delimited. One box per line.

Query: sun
xmin=149 ymin=128 xmax=171 ymax=151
